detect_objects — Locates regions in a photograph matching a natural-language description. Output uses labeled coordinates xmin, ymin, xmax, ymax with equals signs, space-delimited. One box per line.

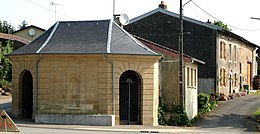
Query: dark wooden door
xmin=119 ymin=71 xmax=140 ymax=124
xmin=22 ymin=70 xmax=33 ymax=119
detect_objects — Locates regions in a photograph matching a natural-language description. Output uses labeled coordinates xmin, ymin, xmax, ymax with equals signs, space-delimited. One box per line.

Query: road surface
xmin=192 ymin=94 xmax=260 ymax=133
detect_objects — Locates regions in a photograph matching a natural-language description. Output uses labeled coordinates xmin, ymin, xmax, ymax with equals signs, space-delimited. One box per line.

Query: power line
xmin=191 ymin=0 xmax=260 ymax=31
xmin=25 ymin=0 xmax=77 ymax=20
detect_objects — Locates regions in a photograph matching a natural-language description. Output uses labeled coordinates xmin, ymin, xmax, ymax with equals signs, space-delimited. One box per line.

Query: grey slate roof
xmin=129 ymin=8 xmax=222 ymax=30
xmin=128 ymin=8 xmax=257 ymax=47
xmin=9 ymin=20 xmax=157 ymax=56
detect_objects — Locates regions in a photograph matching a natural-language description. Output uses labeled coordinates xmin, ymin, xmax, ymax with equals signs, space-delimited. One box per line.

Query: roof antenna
xmin=50 ymin=1 xmax=63 ymax=22
xmin=113 ymin=0 xmax=129 ymax=27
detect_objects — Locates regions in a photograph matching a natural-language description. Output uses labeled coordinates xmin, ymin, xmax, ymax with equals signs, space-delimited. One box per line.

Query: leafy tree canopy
xmin=0 ymin=20 xmax=15 ymax=33
xmin=18 ymin=20 xmax=28 ymax=30
xmin=0 ymin=41 xmax=13 ymax=88
xmin=213 ymin=20 xmax=231 ymax=31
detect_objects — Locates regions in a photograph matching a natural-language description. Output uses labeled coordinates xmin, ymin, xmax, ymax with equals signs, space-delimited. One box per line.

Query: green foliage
xmin=168 ymin=105 xmax=191 ymax=126
xmin=158 ymin=97 xmax=190 ymax=126
xmin=198 ymin=92 xmax=219 ymax=113
xmin=18 ymin=20 xmax=28 ymax=30
xmin=0 ymin=20 xmax=15 ymax=33
xmin=213 ymin=20 xmax=231 ymax=31
xmin=253 ymin=108 xmax=260 ymax=116
xmin=158 ymin=97 xmax=167 ymax=125
xmin=198 ymin=93 xmax=211 ymax=113
xmin=0 ymin=41 xmax=13 ymax=88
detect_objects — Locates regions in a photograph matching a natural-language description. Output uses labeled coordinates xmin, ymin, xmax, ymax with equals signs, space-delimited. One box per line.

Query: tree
xmin=18 ymin=20 xmax=28 ymax=30
xmin=0 ymin=41 xmax=13 ymax=88
xmin=213 ymin=20 xmax=231 ymax=31
xmin=0 ymin=20 xmax=15 ymax=33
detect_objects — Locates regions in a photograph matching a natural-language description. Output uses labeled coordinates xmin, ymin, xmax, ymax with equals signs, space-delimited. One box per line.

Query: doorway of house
xmin=21 ymin=70 xmax=33 ymax=119
xmin=119 ymin=70 xmax=141 ymax=125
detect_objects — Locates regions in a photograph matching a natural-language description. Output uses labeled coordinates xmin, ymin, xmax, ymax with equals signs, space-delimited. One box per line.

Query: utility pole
xmin=179 ymin=0 xmax=184 ymax=107
xmin=179 ymin=0 xmax=192 ymax=107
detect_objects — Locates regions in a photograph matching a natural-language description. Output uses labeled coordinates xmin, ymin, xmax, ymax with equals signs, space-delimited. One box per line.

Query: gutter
xmin=102 ymin=54 xmax=115 ymax=115
xmin=35 ymin=54 xmax=43 ymax=115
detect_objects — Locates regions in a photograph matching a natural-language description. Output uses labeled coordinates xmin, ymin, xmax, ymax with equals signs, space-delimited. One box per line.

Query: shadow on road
xmin=193 ymin=113 xmax=258 ymax=132
xmin=193 ymin=95 xmax=260 ymax=132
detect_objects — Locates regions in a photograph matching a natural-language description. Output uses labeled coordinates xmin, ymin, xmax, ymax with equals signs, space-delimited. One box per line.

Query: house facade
xmin=8 ymin=20 xmax=161 ymax=126
xmin=124 ymin=5 xmax=258 ymax=95
xmin=137 ymin=36 xmax=204 ymax=119
xmin=12 ymin=25 xmax=45 ymax=42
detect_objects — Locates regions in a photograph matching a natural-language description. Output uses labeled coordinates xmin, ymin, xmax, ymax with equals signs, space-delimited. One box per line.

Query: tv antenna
xmin=113 ymin=0 xmax=129 ymax=26
xmin=50 ymin=1 xmax=63 ymax=22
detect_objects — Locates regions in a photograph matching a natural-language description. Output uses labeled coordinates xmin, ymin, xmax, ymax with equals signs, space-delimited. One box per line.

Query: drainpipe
xmin=35 ymin=54 xmax=42 ymax=116
xmin=102 ymin=54 xmax=115 ymax=115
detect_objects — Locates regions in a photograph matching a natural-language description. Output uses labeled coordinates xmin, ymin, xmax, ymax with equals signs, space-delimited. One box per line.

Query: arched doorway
xmin=21 ymin=70 xmax=33 ymax=119
xmin=119 ymin=70 xmax=141 ymax=125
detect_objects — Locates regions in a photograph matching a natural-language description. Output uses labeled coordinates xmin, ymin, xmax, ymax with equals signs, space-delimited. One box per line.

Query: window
xmin=220 ymin=68 xmax=227 ymax=86
xmin=187 ymin=67 xmax=197 ymax=88
xmin=220 ymin=41 xmax=227 ymax=59
xmin=223 ymin=69 xmax=227 ymax=86
xmin=229 ymin=43 xmax=232 ymax=61
xmin=191 ymin=68 xmax=194 ymax=87
xmin=187 ymin=67 xmax=190 ymax=86
xmin=234 ymin=46 xmax=237 ymax=62
xmin=220 ymin=41 xmax=223 ymax=59
xmin=224 ymin=42 xmax=227 ymax=59
xmin=240 ymin=63 xmax=242 ymax=73
xmin=234 ymin=73 xmax=237 ymax=87
xmin=194 ymin=69 xmax=197 ymax=87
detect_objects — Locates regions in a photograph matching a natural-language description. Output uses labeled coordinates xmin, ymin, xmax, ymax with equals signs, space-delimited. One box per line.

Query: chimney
xmin=159 ymin=1 xmax=167 ymax=10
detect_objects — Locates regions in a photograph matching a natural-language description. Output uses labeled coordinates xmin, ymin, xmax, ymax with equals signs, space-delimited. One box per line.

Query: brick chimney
xmin=159 ymin=1 xmax=167 ymax=10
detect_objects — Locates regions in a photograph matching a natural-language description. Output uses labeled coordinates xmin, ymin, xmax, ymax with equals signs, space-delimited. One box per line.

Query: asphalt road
xmin=192 ymin=94 xmax=260 ymax=133
xmin=0 ymin=94 xmax=259 ymax=134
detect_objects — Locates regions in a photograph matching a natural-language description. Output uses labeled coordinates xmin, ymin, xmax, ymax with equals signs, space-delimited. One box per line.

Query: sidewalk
xmin=12 ymin=118 xmax=206 ymax=133
xmin=14 ymin=121 xmax=193 ymax=133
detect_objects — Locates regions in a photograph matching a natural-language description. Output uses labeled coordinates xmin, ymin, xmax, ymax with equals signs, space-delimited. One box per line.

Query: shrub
xmin=158 ymin=97 xmax=167 ymax=125
xmin=198 ymin=93 xmax=211 ymax=113
xmin=158 ymin=97 xmax=190 ymax=126
xmin=168 ymin=105 xmax=190 ymax=126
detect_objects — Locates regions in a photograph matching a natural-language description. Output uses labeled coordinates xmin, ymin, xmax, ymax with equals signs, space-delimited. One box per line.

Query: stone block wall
xmin=9 ymin=54 xmax=160 ymax=126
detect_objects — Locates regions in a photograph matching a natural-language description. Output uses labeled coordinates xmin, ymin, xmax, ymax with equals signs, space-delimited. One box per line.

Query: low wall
xmin=35 ymin=114 xmax=115 ymax=126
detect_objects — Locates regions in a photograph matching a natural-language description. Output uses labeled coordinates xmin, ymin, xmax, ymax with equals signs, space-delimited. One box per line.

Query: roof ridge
xmin=106 ymin=19 xmax=113 ymax=53
xmin=129 ymin=8 xmax=221 ymax=31
xmin=36 ymin=22 xmax=59 ymax=53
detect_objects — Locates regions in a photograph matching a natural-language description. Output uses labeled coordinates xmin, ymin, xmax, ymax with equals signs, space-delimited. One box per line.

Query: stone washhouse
xmin=8 ymin=20 xmax=161 ymax=126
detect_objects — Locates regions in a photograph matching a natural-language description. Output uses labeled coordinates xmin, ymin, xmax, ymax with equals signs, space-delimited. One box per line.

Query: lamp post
xmin=179 ymin=0 xmax=191 ymax=107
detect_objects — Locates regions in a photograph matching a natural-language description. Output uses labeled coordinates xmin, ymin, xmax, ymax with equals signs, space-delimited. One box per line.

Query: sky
xmin=1 ymin=0 xmax=260 ymax=45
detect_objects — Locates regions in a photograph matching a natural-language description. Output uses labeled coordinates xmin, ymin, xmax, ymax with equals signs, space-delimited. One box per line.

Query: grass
xmin=253 ymin=108 xmax=260 ymax=116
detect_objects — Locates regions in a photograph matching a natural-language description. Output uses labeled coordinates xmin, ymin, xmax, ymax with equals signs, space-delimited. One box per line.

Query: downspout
xmin=35 ymin=54 xmax=42 ymax=116
xmin=103 ymin=54 xmax=115 ymax=115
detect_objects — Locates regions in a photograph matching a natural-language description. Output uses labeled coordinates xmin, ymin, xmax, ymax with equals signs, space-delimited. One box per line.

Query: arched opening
xmin=21 ymin=70 xmax=33 ymax=119
xmin=119 ymin=70 xmax=141 ymax=125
